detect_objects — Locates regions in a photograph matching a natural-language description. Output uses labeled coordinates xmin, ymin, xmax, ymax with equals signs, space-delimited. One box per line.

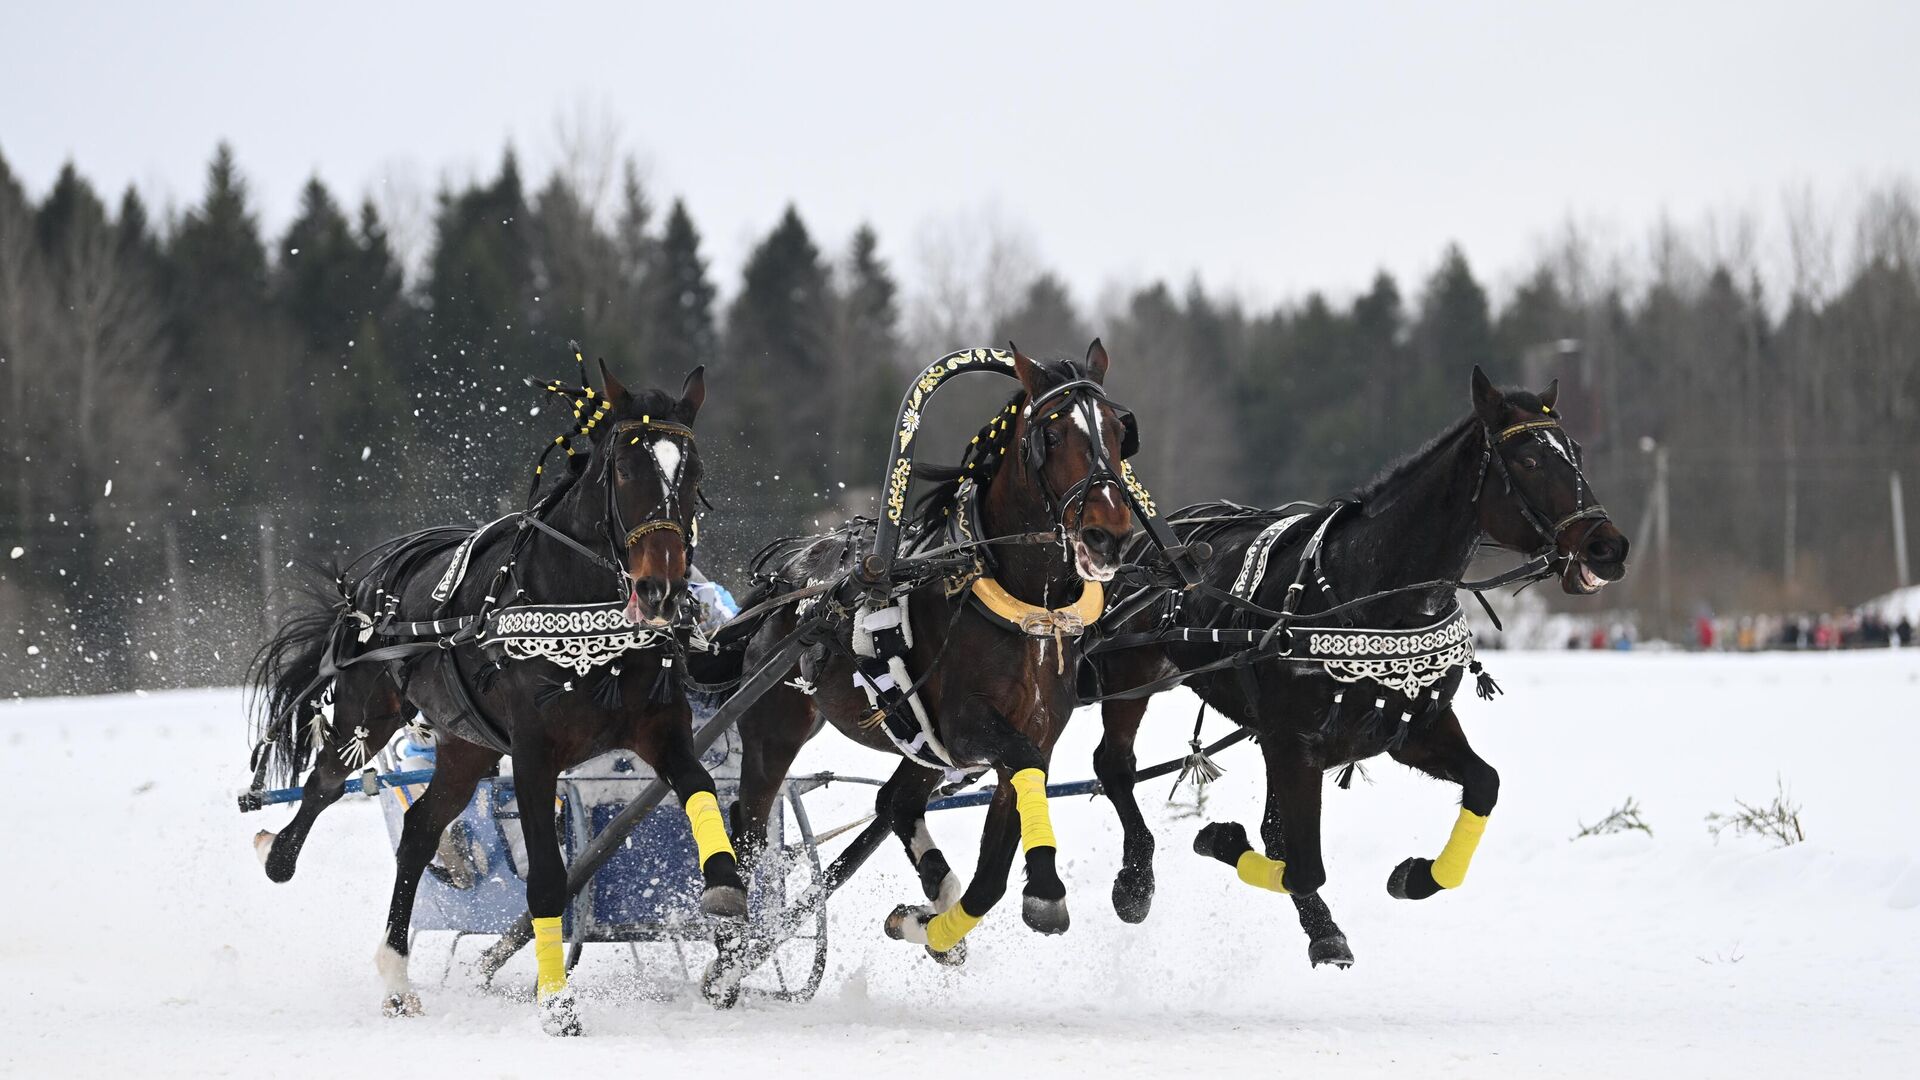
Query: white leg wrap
xmin=374 ymin=942 xmax=412 ymax=995
xmin=935 ymin=872 xmax=965 ymax=913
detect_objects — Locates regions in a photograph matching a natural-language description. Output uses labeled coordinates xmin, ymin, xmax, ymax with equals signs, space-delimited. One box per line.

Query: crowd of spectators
xmin=1559 ymin=609 xmax=1916 ymax=651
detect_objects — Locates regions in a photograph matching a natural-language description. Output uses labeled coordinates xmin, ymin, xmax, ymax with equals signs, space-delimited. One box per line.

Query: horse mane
xmin=1344 ymin=386 xmax=1551 ymax=512
xmin=909 ymin=355 xmax=1091 ymax=532
xmin=1344 ymin=414 xmax=1479 ymax=509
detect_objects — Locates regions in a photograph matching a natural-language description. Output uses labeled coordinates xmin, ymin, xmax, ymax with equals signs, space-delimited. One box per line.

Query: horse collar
xmin=969 ymin=575 xmax=1105 ymax=640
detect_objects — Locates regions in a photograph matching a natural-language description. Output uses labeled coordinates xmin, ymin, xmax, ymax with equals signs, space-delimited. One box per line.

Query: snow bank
xmin=2 ymin=652 xmax=1917 ymax=1077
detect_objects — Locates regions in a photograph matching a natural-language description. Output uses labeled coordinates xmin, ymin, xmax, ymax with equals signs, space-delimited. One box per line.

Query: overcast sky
xmin=4 ymin=2 xmax=1918 ymax=311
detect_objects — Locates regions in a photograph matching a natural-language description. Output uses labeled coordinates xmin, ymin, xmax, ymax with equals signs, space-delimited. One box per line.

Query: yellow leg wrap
xmin=1235 ymin=850 xmax=1289 ymax=893
xmin=683 ymin=790 xmax=734 ymax=866
xmin=1430 ymin=808 xmax=1488 ymax=889
xmin=925 ymin=902 xmax=983 ymax=953
xmin=532 ymin=916 xmax=567 ymax=999
xmin=1009 ymin=767 xmax=1056 ymax=851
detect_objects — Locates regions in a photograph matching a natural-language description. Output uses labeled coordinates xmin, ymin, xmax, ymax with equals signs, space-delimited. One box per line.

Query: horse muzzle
xmin=1559 ymin=521 xmax=1629 ymax=595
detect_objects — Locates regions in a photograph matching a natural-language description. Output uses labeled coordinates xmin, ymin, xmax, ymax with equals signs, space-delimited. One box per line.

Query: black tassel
xmin=1357 ymin=695 xmax=1386 ymax=738
xmin=1385 ymin=708 xmax=1412 ymax=751
xmin=1335 ymin=763 xmax=1356 ymax=789
xmin=592 ymin=664 xmax=624 ymax=710
xmin=649 ymin=656 xmax=681 ymax=704
xmin=474 ymin=660 xmax=503 ymax=694
xmin=1320 ymin=691 xmax=1345 ymax=735
xmin=534 ymin=679 xmax=574 ymax=711
xmin=1471 ymin=660 xmax=1502 ymax=701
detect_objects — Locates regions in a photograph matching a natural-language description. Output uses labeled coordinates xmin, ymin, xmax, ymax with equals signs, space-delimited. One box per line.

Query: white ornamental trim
xmin=1304 ymin=611 xmax=1474 ymax=698
xmin=483 ymin=602 xmax=669 ymax=676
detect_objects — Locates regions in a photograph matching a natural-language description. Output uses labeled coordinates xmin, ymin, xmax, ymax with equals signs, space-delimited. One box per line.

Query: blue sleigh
xmin=376 ymin=719 xmax=831 ymax=1001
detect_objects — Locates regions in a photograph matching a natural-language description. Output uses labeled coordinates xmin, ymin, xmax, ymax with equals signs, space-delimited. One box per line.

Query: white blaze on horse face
xmin=652 ymin=439 xmax=682 ymax=489
xmin=1539 ymin=430 xmax=1575 ymax=466
xmin=651 ymin=437 xmax=683 ymax=514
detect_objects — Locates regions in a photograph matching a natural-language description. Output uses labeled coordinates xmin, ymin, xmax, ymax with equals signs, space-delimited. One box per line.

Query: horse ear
xmin=1009 ymin=341 xmax=1043 ymax=396
xmin=1085 ymin=338 xmax=1110 ymax=384
xmin=1470 ymin=365 xmax=1506 ymax=428
xmin=680 ymin=365 xmax=706 ymax=420
xmin=598 ymin=358 xmax=632 ymax=407
xmin=1539 ymin=378 xmax=1559 ymax=411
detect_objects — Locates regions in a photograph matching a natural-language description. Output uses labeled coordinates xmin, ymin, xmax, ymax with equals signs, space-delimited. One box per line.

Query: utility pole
xmin=1894 ymin=470 xmax=1911 ymax=591
xmin=1655 ymin=445 xmax=1671 ymax=635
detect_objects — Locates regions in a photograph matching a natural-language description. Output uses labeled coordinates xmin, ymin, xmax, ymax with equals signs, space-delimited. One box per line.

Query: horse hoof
xmin=539 ymin=987 xmax=583 ymax=1037
xmin=884 ymin=903 xmax=931 ymax=944
xmin=1022 ymin=894 xmax=1070 ymax=936
xmin=1112 ymin=868 xmax=1154 ymax=925
xmin=1308 ymin=933 xmax=1355 ymax=969
xmin=1192 ymin=821 xmax=1252 ymax=864
xmin=700 ymin=884 xmax=748 ymax=919
xmin=700 ymin=957 xmax=743 ymax=1010
xmin=382 ymin=991 xmax=423 ymax=1017
xmin=1387 ymin=857 xmax=1442 ymax=901
xmin=926 ymin=939 xmax=967 ymax=966
xmin=257 ymin=831 xmax=298 ymax=883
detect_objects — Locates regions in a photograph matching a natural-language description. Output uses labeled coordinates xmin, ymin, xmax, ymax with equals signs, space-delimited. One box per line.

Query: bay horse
xmin=246 ymin=360 xmax=732 ymax=1035
xmin=1088 ymin=367 xmax=1628 ymax=967
xmin=722 ymin=343 xmax=1137 ymax=972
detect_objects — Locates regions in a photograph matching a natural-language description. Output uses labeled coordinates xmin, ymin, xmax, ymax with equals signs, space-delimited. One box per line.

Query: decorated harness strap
xmin=480 ymin=602 xmax=683 ymax=675
xmin=850 ymin=598 xmax=971 ymax=773
xmin=1229 ymin=512 xmax=1312 ymax=601
xmin=431 ymin=513 xmax=516 ymax=604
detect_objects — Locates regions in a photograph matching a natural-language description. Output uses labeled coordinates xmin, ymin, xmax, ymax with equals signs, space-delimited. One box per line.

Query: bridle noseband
xmin=1474 ymin=414 xmax=1610 ymax=567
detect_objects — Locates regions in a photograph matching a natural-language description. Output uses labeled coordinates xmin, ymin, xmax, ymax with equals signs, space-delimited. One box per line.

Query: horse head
xmin=1007 ymin=340 xmax=1139 ymax=582
xmin=1469 ymin=365 xmax=1629 ymax=595
xmin=590 ymin=361 xmax=707 ymax=624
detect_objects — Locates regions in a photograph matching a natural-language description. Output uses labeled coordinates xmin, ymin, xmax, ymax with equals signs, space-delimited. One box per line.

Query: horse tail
xmin=246 ymin=569 xmax=348 ymax=788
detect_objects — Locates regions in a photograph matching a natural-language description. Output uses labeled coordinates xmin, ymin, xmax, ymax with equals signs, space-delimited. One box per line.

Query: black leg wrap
xmin=917 ymin=849 xmax=955 ymax=902
xmin=699 ymin=851 xmax=749 ymax=918
xmin=1386 ymin=856 xmax=1443 ymax=900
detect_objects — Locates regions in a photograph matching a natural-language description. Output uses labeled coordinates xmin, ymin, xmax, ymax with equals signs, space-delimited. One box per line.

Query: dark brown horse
xmin=246 ymin=361 xmax=729 ymax=1035
xmin=718 ymin=343 xmax=1138 ymax=981
xmin=1089 ymin=367 xmax=1628 ymax=967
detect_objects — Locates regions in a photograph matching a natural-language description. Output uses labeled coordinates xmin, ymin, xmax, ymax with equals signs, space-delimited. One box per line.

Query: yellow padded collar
xmin=968 ymin=576 xmax=1104 ymax=637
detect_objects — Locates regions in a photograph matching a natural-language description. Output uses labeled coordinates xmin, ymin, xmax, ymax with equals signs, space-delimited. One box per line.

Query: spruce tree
xmin=169 ymin=143 xmax=277 ymax=500
xmin=833 ymin=225 xmax=905 ymax=493
xmin=722 ymin=205 xmax=834 ymax=517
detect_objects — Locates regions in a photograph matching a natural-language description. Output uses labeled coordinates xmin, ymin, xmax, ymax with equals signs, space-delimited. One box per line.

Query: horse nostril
xmin=1586 ymin=537 xmax=1623 ymax=564
xmin=1081 ymin=527 xmax=1117 ymax=559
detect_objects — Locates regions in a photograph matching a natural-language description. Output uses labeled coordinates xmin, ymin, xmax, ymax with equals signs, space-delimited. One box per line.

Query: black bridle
xmin=1473 ymin=415 xmax=1611 ymax=574
xmin=1020 ymin=377 xmax=1131 ymax=533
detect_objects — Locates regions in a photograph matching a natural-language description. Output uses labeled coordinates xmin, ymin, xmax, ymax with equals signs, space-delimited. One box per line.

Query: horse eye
xmin=1520 ymin=456 xmax=1541 ymax=471
xmin=614 ymin=461 xmax=633 ymax=481
xmin=1044 ymin=427 xmax=1062 ymax=448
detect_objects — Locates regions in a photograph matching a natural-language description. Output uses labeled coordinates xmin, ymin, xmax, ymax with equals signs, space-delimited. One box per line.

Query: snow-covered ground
xmin=3 ymin=652 xmax=1918 ymax=1077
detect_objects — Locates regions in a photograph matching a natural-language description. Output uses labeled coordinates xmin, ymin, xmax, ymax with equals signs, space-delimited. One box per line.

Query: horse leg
xmin=1094 ymin=695 xmax=1155 ymax=923
xmin=374 ymin=738 xmax=499 ymax=1016
xmin=634 ymin=709 xmax=748 ymax=919
xmin=511 ymin=745 xmax=581 ymax=1037
xmin=885 ymin=781 xmax=1022 ymax=962
xmin=1193 ymin=739 xmax=1353 ymax=967
xmin=952 ymin=709 xmax=1068 ymax=936
xmin=1385 ymin=707 xmax=1499 ymax=901
xmin=880 ymin=761 xmax=958 ymax=910
xmin=731 ymin=683 xmax=815 ymax=889
xmin=258 ymin=673 xmax=407 ymax=883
